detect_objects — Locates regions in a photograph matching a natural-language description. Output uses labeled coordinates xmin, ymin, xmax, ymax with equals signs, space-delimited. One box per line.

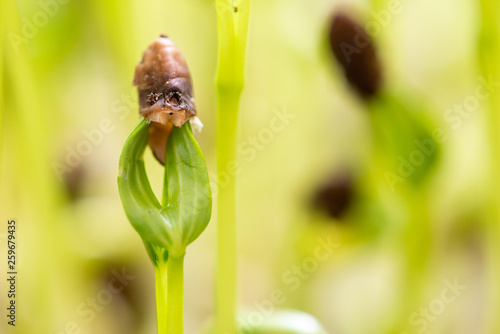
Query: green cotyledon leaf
xmin=118 ymin=119 xmax=172 ymax=251
xmin=118 ymin=118 xmax=212 ymax=259
xmin=162 ymin=121 xmax=212 ymax=257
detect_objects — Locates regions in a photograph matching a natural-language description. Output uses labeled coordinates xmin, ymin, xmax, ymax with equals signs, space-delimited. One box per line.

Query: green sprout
xmin=214 ymin=0 xmax=251 ymax=332
xmin=478 ymin=0 xmax=500 ymax=332
xmin=213 ymin=2 xmax=328 ymax=333
xmin=118 ymin=118 xmax=212 ymax=334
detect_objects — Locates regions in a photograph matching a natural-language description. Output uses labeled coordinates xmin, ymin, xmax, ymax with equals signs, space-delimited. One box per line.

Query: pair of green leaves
xmin=118 ymin=119 xmax=212 ymax=260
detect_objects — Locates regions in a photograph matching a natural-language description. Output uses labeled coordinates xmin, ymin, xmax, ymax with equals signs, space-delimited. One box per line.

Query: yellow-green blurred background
xmin=1 ymin=0 xmax=499 ymax=333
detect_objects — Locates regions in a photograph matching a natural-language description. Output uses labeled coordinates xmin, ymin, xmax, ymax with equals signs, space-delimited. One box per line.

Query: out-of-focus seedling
xmin=478 ymin=1 xmax=500 ymax=332
xmin=327 ymin=9 xmax=441 ymax=334
xmin=328 ymin=11 xmax=440 ymax=186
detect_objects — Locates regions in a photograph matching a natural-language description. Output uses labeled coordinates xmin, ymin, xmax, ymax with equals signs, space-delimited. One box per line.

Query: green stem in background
xmin=216 ymin=92 xmax=239 ymax=333
xmin=214 ymin=0 xmax=250 ymax=333
xmin=368 ymin=92 xmax=438 ymax=334
xmin=3 ymin=0 xmax=58 ymax=332
xmin=0 ymin=4 xmax=3 ymax=171
xmin=478 ymin=0 xmax=500 ymax=333
xmin=399 ymin=190 xmax=432 ymax=333
xmin=369 ymin=0 xmax=388 ymax=12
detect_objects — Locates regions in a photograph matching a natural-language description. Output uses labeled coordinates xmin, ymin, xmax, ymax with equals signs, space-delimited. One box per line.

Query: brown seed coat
xmin=133 ymin=35 xmax=196 ymax=164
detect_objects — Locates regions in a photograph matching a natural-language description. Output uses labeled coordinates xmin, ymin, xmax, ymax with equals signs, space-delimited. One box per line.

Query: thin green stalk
xmin=153 ymin=250 xmax=184 ymax=334
xmin=155 ymin=259 xmax=168 ymax=334
xmin=166 ymin=255 xmax=185 ymax=333
xmin=369 ymin=0 xmax=387 ymax=12
xmin=368 ymin=93 xmax=438 ymax=334
xmin=3 ymin=0 xmax=58 ymax=331
xmin=397 ymin=189 xmax=432 ymax=333
xmin=216 ymin=92 xmax=240 ymax=333
xmin=478 ymin=1 xmax=500 ymax=333
xmin=214 ymin=0 xmax=251 ymax=333
xmin=0 ymin=2 xmax=3 ymax=170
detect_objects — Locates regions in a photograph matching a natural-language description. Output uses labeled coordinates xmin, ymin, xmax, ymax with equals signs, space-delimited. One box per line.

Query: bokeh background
xmin=1 ymin=0 xmax=499 ymax=333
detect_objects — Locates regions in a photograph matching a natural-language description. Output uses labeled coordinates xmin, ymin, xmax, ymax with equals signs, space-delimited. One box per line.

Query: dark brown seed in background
xmin=328 ymin=13 xmax=382 ymax=98
xmin=312 ymin=172 xmax=354 ymax=220
xmin=62 ymin=162 xmax=86 ymax=201
xmin=134 ymin=35 xmax=196 ymax=164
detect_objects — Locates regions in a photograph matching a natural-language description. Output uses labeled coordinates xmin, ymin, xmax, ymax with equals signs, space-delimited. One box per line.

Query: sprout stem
xmin=478 ymin=0 xmax=500 ymax=332
xmin=166 ymin=254 xmax=185 ymax=334
xmin=154 ymin=259 xmax=168 ymax=334
xmin=216 ymin=92 xmax=240 ymax=334
xmin=214 ymin=0 xmax=251 ymax=332
xmin=153 ymin=251 xmax=184 ymax=334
